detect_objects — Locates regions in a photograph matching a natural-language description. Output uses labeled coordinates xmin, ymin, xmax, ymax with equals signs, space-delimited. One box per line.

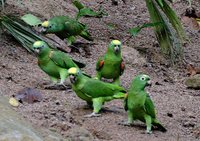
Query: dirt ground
xmin=1 ymin=0 xmax=200 ymax=140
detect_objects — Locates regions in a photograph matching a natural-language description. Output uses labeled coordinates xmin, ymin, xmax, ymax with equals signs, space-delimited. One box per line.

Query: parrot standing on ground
xmin=40 ymin=16 xmax=93 ymax=45
xmin=32 ymin=41 xmax=85 ymax=87
xmin=122 ymin=74 xmax=167 ymax=134
xmin=68 ymin=67 xmax=126 ymax=117
xmin=96 ymin=40 xmax=125 ymax=85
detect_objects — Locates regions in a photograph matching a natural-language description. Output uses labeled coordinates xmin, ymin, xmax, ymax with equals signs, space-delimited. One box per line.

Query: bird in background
xmin=40 ymin=16 xmax=93 ymax=45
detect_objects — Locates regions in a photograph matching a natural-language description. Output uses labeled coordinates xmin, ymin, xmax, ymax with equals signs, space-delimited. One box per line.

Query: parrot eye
xmin=140 ymin=77 xmax=145 ymax=81
xmin=49 ymin=24 xmax=54 ymax=29
xmin=77 ymin=70 xmax=81 ymax=75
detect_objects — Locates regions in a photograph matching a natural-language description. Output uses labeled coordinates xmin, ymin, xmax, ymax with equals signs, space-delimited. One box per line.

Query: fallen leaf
xmin=14 ymin=88 xmax=43 ymax=104
xmin=9 ymin=97 xmax=19 ymax=107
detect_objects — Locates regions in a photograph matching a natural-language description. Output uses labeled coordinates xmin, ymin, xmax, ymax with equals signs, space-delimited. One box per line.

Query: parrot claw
xmin=84 ymin=112 xmax=101 ymax=118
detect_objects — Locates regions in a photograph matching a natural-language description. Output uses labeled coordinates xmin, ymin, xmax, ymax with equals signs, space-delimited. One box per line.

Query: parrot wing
xmin=49 ymin=50 xmax=78 ymax=69
xmin=80 ymin=30 xmax=93 ymax=41
xmin=80 ymin=79 xmax=126 ymax=98
xmin=120 ymin=59 xmax=125 ymax=75
xmin=96 ymin=56 xmax=104 ymax=71
xmin=64 ymin=20 xmax=85 ymax=35
xmin=144 ymin=92 xmax=156 ymax=118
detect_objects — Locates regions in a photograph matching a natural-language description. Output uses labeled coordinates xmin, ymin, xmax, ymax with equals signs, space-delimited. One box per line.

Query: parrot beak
xmin=146 ymin=80 xmax=152 ymax=87
xmin=33 ymin=46 xmax=40 ymax=54
xmin=114 ymin=46 xmax=120 ymax=54
xmin=69 ymin=74 xmax=76 ymax=84
xmin=34 ymin=48 xmax=40 ymax=54
xmin=40 ymin=27 xmax=47 ymax=33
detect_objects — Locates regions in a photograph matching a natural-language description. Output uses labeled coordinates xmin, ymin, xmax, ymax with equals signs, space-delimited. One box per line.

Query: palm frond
xmin=156 ymin=0 xmax=186 ymax=42
xmin=145 ymin=0 xmax=172 ymax=55
xmin=0 ymin=15 xmax=44 ymax=52
xmin=145 ymin=0 xmax=186 ymax=63
xmin=0 ymin=0 xmax=5 ymax=10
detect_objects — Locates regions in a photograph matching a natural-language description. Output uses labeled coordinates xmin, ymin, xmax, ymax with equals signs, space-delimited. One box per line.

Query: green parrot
xmin=32 ymin=41 xmax=85 ymax=87
xmin=123 ymin=74 xmax=167 ymax=134
xmin=68 ymin=67 xmax=126 ymax=117
xmin=40 ymin=16 xmax=93 ymax=45
xmin=96 ymin=40 xmax=125 ymax=85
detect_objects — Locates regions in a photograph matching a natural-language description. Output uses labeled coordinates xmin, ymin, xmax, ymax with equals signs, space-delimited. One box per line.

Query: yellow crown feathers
xmin=41 ymin=21 xmax=49 ymax=27
xmin=33 ymin=41 xmax=43 ymax=47
xmin=68 ymin=67 xmax=79 ymax=74
xmin=112 ymin=40 xmax=121 ymax=45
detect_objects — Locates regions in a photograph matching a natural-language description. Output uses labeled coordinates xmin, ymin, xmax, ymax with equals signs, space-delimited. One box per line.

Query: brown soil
xmin=1 ymin=0 xmax=200 ymax=140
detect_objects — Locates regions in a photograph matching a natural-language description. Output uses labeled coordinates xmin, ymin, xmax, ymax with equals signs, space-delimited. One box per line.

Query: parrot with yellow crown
xmin=40 ymin=16 xmax=93 ymax=45
xmin=96 ymin=40 xmax=125 ymax=85
xmin=32 ymin=41 xmax=85 ymax=88
xmin=68 ymin=67 xmax=126 ymax=117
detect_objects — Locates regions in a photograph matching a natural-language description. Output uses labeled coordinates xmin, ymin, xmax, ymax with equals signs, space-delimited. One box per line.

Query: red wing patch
xmin=120 ymin=60 xmax=125 ymax=75
xmin=99 ymin=60 xmax=104 ymax=69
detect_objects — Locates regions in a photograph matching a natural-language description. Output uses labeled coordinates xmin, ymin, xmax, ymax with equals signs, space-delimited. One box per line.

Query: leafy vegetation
xmin=144 ymin=0 xmax=186 ymax=63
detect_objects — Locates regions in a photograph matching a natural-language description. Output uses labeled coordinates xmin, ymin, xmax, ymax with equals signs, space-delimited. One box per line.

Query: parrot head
xmin=131 ymin=74 xmax=151 ymax=90
xmin=68 ymin=67 xmax=82 ymax=84
xmin=108 ymin=40 xmax=122 ymax=55
xmin=40 ymin=20 xmax=62 ymax=33
xmin=33 ymin=41 xmax=50 ymax=55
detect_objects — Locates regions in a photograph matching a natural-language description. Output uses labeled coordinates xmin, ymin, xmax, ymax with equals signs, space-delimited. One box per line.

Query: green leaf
xmin=21 ymin=14 xmax=42 ymax=26
xmin=72 ymin=0 xmax=85 ymax=10
xmin=156 ymin=0 xmax=164 ymax=7
xmin=145 ymin=0 xmax=186 ymax=63
xmin=145 ymin=0 xmax=173 ymax=58
xmin=157 ymin=0 xmax=186 ymax=42
xmin=129 ymin=22 xmax=162 ymax=37
xmin=1 ymin=15 xmax=44 ymax=52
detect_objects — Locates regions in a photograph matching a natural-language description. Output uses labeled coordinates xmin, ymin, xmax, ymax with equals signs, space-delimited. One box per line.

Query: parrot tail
xmin=80 ymin=31 xmax=93 ymax=41
xmin=153 ymin=119 xmax=167 ymax=132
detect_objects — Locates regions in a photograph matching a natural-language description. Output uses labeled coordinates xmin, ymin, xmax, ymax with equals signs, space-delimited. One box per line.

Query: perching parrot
xmin=96 ymin=40 xmax=125 ymax=85
xmin=40 ymin=16 xmax=93 ymax=45
xmin=32 ymin=41 xmax=85 ymax=87
xmin=68 ymin=67 xmax=126 ymax=117
xmin=123 ymin=74 xmax=167 ymax=133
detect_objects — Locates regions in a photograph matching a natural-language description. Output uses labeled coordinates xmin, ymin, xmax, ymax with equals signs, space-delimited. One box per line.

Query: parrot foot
xmin=146 ymin=130 xmax=152 ymax=134
xmin=84 ymin=112 xmax=101 ymax=118
xmin=118 ymin=121 xmax=133 ymax=126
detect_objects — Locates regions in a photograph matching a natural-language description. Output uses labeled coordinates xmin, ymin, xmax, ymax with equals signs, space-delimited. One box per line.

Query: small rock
xmin=55 ymin=100 xmax=61 ymax=105
xmin=155 ymin=81 xmax=162 ymax=85
xmin=183 ymin=121 xmax=196 ymax=128
xmin=167 ymin=113 xmax=173 ymax=118
xmin=111 ymin=0 xmax=118 ymax=5
xmin=181 ymin=107 xmax=186 ymax=111
xmin=14 ymin=87 xmax=43 ymax=104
